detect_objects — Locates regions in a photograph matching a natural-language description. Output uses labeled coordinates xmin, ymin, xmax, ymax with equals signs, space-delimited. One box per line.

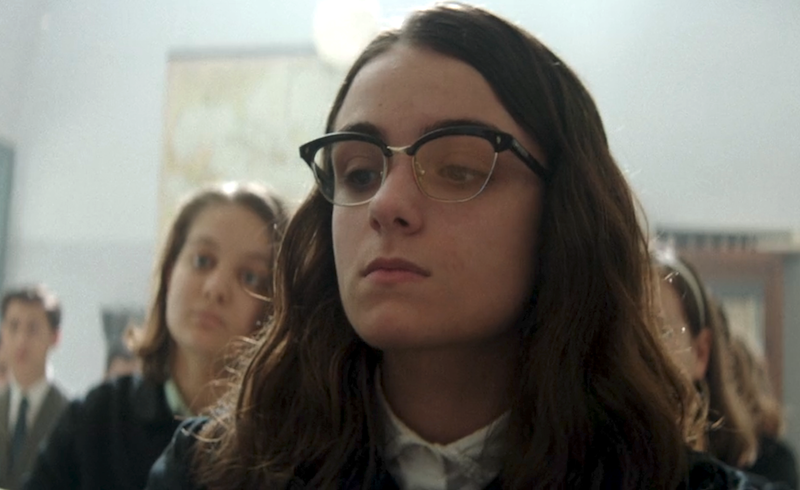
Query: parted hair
xmin=194 ymin=4 xmax=702 ymax=489
xmin=132 ymin=182 xmax=289 ymax=384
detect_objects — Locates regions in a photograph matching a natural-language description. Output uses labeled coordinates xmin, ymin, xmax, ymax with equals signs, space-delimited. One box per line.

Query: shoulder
xmin=684 ymin=451 xmax=792 ymax=490
xmin=145 ymin=416 xmax=209 ymax=490
xmin=84 ymin=375 xmax=161 ymax=407
xmin=64 ymin=375 xmax=168 ymax=423
xmin=83 ymin=373 xmax=134 ymax=397
xmin=756 ymin=435 xmax=796 ymax=462
xmin=45 ymin=382 xmax=69 ymax=407
xmin=747 ymin=436 xmax=799 ymax=489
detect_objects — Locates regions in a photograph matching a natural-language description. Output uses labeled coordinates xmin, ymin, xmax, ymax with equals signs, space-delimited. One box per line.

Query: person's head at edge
xmin=727 ymin=331 xmax=784 ymax=440
xmin=654 ymin=251 xmax=757 ymax=467
xmin=195 ymin=4 xmax=702 ymax=489
xmin=715 ymin=299 xmax=785 ymax=450
xmin=131 ymin=181 xmax=289 ymax=413
xmin=104 ymin=344 xmax=140 ymax=380
xmin=0 ymin=284 xmax=61 ymax=390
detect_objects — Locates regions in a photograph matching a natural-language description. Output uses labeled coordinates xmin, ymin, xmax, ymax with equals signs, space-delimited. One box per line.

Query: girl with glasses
xmin=147 ymin=4 xmax=776 ymax=489
xmin=24 ymin=182 xmax=288 ymax=490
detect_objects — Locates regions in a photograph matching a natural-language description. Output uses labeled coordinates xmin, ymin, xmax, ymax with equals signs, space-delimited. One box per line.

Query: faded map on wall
xmin=161 ymin=52 xmax=345 ymax=237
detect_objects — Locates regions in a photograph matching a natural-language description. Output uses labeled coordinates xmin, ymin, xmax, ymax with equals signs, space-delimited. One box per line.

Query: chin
xmin=351 ymin=319 xmax=444 ymax=352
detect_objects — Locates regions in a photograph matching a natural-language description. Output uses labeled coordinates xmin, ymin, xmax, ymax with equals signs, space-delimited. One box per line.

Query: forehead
xmin=334 ymin=44 xmax=535 ymax=149
xmin=2 ymin=299 xmax=48 ymax=322
xmin=185 ymin=203 xmax=272 ymax=254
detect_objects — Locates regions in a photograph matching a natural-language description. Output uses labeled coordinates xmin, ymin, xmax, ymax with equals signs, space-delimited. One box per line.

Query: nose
xmin=202 ymin=266 xmax=233 ymax=303
xmin=367 ymin=154 xmax=424 ymax=234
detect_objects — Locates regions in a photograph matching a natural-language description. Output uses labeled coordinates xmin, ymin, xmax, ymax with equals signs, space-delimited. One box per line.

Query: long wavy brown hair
xmin=654 ymin=253 xmax=758 ymax=467
xmin=194 ymin=4 xmax=702 ymax=489
xmin=729 ymin=336 xmax=784 ymax=439
xmin=716 ymin=297 xmax=786 ymax=441
xmin=132 ymin=182 xmax=289 ymax=384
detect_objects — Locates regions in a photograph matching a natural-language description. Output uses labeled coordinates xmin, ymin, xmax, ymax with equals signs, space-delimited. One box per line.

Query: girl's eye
xmin=240 ymin=270 xmax=269 ymax=292
xmin=436 ymin=164 xmax=486 ymax=184
xmin=192 ymin=254 xmax=214 ymax=269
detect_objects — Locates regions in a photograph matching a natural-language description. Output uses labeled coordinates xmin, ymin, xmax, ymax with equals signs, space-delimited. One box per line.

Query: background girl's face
xmin=165 ymin=202 xmax=272 ymax=360
xmin=658 ymin=278 xmax=711 ymax=381
xmin=331 ymin=45 xmax=546 ymax=352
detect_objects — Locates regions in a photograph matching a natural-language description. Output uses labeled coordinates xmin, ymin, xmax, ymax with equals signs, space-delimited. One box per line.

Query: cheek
xmin=666 ymin=333 xmax=695 ymax=375
xmin=332 ymin=210 xmax=358 ymax=282
xmin=164 ymin=272 xmax=187 ymax=330
xmin=470 ymin=202 xmax=540 ymax=285
xmin=234 ymin=296 xmax=265 ymax=335
xmin=36 ymin=335 xmax=52 ymax=351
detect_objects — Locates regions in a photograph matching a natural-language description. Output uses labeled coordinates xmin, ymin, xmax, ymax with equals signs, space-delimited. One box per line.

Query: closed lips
xmin=363 ymin=258 xmax=431 ymax=277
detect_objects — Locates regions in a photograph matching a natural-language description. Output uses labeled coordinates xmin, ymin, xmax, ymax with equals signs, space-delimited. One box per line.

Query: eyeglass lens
xmin=314 ymin=134 xmax=498 ymax=204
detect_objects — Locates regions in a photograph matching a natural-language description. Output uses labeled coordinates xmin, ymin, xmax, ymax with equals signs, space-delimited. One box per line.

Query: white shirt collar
xmin=163 ymin=377 xmax=195 ymax=418
xmin=8 ymin=376 xmax=52 ymax=428
xmin=377 ymin=374 xmax=508 ymax=490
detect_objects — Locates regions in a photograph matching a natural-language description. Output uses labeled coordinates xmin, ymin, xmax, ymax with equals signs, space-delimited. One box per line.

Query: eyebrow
xmin=187 ymin=236 xmax=272 ymax=263
xmin=241 ymin=252 xmax=272 ymax=265
xmin=186 ymin=236 xmax=218 ymax=249
xmin=336 ymin=118 xmax=503 ymax=141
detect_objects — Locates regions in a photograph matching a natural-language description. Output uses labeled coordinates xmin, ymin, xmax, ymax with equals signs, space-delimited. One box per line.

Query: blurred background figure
xmin=101 ymin=307 xmax=144 ymax=380
xmin=104 ymin=345 xmax=140 ymax=381
xmin=0 ymin=336 xmax=10 ymax=390
xmin=23 ymin=182 xmax=289 ymax=490
xmin=0 ymin=285 xmax=68 ymax=490
xmin=720 ymin=303 xmax=799 ymax=489
xmin=655 ymin=250 xmax=797 ymax=488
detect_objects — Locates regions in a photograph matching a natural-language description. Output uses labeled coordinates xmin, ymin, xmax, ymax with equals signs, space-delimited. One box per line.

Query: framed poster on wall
xmin=160 ymin=49 xmax=345 ymax=241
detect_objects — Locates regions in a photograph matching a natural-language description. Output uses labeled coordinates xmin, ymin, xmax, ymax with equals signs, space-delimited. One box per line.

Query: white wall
xmin=0 ymin=0 xmax=47 ymax=142
xmin=506 ymin=1 xmax=800 ymax=230
xmin=2 ymin=0 xmax=799 ymax=444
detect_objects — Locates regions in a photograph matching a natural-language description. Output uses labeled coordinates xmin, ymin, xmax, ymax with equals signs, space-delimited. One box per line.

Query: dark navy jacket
xmin=23 ymin=375 xmax=182 ymax=490
xmin=746 ymin=436 xmax=799 ymax=489
xmin=145 ymin=417 xmax=790 ymax=490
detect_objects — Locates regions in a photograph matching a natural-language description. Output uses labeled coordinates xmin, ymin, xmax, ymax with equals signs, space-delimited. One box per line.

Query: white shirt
xmin=8 ymin=376 xmax=51 ymax=429
xmin=377 ymin=380 xmax=508 ymax=490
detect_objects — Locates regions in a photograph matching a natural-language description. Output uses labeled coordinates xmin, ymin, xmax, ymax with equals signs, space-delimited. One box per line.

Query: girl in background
xmin=656 ymin=251 xmax=796 ymax=487
xmin=25 ymin=182 xmax=288 ymax=490
xmin=724 ymin=308 xmax=798 ymax=488
xmin=656 ymin=251 xmax=757 ymax=466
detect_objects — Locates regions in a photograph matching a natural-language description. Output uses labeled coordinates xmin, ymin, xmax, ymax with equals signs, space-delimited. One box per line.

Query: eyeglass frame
xmin=298 ymin=125 xmax=552 ymax=206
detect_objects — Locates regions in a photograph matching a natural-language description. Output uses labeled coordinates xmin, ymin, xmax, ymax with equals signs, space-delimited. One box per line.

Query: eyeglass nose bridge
xmin=375 ymin=143 xmax=427 ymax=197
xmin=382 ymin=143 xmax=417 ymax=159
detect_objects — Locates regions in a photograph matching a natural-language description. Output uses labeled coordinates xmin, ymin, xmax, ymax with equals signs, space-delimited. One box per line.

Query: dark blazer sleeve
xmin=748 ymin=436 xmax=799 ymax=490
xmin=22 ymin=398 xmax=83 ymax=489
xmin=145 ymin=417 xmax=208 ymax=490
xmin=23 ymin=376 xmax=180 ymax=490
xmin=684 ymin=450 xmax=795 ymax=490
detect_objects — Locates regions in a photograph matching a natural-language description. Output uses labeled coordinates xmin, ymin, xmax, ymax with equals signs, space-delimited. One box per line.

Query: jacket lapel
xmin=0 ymin=388 xmax=11 ymax=485
xmin=14 ymin=384 xmax=68 ymax=483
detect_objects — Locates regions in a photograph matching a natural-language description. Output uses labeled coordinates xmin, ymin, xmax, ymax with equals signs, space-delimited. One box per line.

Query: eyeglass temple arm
xmin=509 ymin=139 xmax=552 ymax=182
